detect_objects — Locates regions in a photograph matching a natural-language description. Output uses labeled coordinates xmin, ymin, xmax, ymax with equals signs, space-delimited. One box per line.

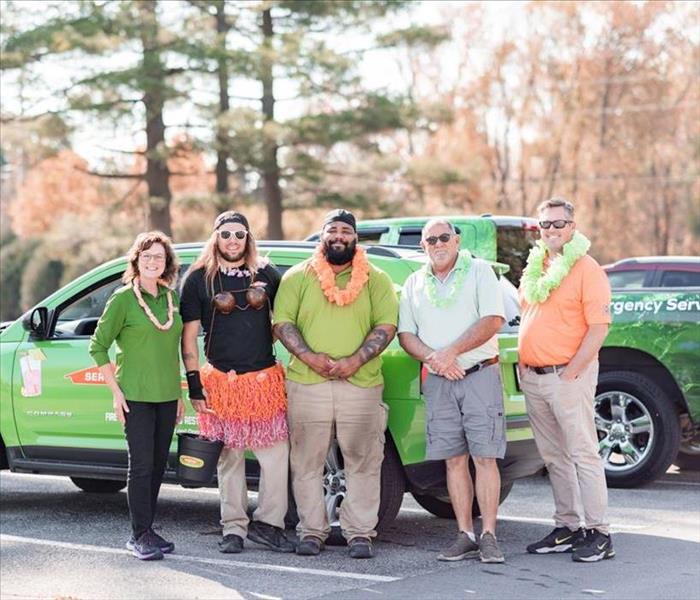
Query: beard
xmin=218 ymin=246 xmax=246 ymax=263
xmin=324 ymin=239 xmax=357 ymax=265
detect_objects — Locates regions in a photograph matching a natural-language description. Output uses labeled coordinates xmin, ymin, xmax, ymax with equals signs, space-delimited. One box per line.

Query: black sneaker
xmin=247 ymin=520 xmax=295 ymax=553
xmin=527 ymin=526 xmax=586 ymax=554
xmin=146 ymin=528 xmax=175 ymax=554
xmin=348 ymin=537 xmax=374 ymax=559
xmin=218 ymin=533 xmax=244 ymax=554
xmin=572 ymin=529 xmax=615 ymax=563
xmin=130 ymin=532 xmax=164 ymax=561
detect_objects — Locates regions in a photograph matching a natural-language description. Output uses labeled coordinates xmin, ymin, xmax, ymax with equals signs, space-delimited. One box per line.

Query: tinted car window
xmin=398 ymin=231 xmax=422 ymax=246
xmin=496 ymin=226 xmax=539 ymax=288
xmin=55 ymin=277 xmax=123 ymax=337
xmin=660 ymin=270 xmax=700 ymax=288
xmin=607 ymin=270 xmax=647 ymax=289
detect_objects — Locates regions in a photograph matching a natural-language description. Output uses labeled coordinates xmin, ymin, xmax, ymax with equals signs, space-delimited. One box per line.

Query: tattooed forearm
xmin=273 ymin=322 xmax=312 ymax=357
xmin=354 ymin=325 xmax=396 ymax=365
xmin=182 ymin=352 xmax=195 ymax=361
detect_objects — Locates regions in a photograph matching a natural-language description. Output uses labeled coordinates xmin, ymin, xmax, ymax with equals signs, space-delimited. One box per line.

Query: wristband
xmin=186 ymin=370 xmax=205 ymax=400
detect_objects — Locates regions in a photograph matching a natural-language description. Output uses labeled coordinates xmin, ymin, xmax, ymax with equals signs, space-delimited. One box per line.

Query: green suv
xmin=0 ymin=242 xmax=542 ymax=531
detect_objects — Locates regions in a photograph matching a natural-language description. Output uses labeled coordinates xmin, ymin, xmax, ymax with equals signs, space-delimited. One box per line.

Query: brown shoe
xmin=348 ymin=537 xmax=374 ymax=559
xmin=296 ymin=536 xmax=324 ymax=556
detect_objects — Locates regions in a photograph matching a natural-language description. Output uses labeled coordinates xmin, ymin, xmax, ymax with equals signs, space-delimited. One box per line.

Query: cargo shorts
xmin=422 ymin=363 xmax=507 ymax=460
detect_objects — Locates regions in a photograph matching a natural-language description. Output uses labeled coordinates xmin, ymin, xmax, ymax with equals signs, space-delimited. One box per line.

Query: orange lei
xmin=311 ymin=245 xmax=370 ymax=306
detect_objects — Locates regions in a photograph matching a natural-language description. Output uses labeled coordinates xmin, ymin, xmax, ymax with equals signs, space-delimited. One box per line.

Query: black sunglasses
xmin=539 ymin=220 xmax=573 ymax=229
xmin=424 ymin=233 xmax=453 ymax=246
xmin=218 ymin=230 xmax=247 ymax=240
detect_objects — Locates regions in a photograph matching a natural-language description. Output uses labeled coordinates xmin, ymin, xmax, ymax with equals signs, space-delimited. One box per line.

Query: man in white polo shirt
xmin=398 ymin=218 xmax=507 ymax=563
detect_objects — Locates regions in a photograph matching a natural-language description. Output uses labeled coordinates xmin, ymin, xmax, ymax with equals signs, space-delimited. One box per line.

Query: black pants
xmin=124 ymin=400 xmax=178 ymax=539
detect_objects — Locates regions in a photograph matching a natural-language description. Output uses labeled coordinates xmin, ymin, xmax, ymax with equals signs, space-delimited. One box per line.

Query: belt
xmin=463 ymin=356 xmax=499 ymax=377
xmin=524 ymin=363 xmax=568 ymax=375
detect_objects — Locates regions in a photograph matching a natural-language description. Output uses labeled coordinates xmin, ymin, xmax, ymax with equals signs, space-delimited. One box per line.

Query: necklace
xmin=220 ymin=265 xmax=251 ymax=278
xmin=311 ymin=245 xmax=370 ymax=306
xmin=521 ymin=231 xmax=590 ymax=304
xmin=424 ymin=252 xmax=471 ymax=308
xmin=132 ymin=277 xmax=175 ymax=330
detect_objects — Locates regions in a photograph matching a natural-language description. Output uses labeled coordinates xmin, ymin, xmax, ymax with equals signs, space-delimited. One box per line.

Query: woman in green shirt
xmin=89 ymin=231 xmax=184 ymax=561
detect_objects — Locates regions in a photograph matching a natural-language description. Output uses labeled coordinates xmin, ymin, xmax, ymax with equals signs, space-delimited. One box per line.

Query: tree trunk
xmin=215 ymin=2 xmax=231 ymax=205
xmin=261 ymin=8 xmax=284 ymax=239
xmin=139 ymin=1 xmax=172 ymax=237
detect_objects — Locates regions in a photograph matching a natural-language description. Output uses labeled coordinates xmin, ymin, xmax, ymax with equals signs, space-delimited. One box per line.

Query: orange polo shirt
xmin=518 ymin=254 xmax=611 ymax=366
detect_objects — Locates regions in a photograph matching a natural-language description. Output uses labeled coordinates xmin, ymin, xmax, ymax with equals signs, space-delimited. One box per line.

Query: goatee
xmin=325 ymin=240 xmax=356 ymax=265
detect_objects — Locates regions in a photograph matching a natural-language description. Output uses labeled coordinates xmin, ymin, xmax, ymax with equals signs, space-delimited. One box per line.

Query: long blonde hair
xmin=185 ymin=228 xmax=265 ymax=298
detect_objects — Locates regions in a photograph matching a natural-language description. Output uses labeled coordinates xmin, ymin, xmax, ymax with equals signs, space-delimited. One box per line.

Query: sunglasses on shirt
xmin=218 ymin=230 xmax=248 ymax=240
xmin=424 ymin=233 xmax=453 ymax=245
xmin=539 ymin=220 xmax=573 ymax=229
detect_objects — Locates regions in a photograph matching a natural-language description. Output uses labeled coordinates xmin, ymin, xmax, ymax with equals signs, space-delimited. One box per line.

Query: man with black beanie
xmin=274 ymin=209 xmax=399 ymax=559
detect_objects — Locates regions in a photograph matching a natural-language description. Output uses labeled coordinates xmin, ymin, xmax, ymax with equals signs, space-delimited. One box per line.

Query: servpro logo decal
xmin=65 ymin=366 xmax=109 ymax=385
xmin=65 ymin=365 xmax=188 ymax=388
xmin=179 ymin=455 xmax=204 ymax=469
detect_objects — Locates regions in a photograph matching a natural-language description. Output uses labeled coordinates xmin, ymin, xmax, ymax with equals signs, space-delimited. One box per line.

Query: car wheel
xmin=411 ymin=481 xmax=514 ymax=519
xmin=285 ymin=435 xmax=406 ymax=545
xmin=595 ymin=371 xmax=680 ymax=488
xmin=70 ymin=477 xmax=126 ymax=493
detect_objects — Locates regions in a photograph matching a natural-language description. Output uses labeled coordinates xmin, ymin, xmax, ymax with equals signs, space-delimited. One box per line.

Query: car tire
xmin=411 ymin=481 xmax=514 ymax=519
xmin=285 ymin=435 xmax=406 ymax=545
xmin=70 ymin=477 xmax=127 ymax=493
xmin=595 ymin=370 xmax=680 ymax=488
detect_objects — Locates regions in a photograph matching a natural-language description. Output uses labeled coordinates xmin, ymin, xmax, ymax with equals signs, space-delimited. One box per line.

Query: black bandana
xmin=322 ymin=209 xmax=356 ymax=232
xmin=214 ymin=211 xmax=249 ymax=231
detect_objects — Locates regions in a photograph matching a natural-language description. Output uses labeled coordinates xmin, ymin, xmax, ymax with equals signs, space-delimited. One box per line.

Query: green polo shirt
xmin=274 ymin=259 xmax=398 ymax=388
xmin=89 ymin=284 xmax=183 ymax=402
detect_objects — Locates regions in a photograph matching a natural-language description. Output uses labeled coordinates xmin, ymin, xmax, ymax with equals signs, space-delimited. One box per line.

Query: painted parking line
xmin=0 ymin=535 xmax=399 ymax=583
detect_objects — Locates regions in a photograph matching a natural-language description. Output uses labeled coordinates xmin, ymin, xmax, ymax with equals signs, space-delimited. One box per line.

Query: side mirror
xmin=23 ymin=307 xmax=49 ymax=339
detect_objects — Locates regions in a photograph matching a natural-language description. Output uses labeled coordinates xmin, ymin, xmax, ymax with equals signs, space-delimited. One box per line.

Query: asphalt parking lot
xmin=1 ymin=468 xmax=699 ymax=600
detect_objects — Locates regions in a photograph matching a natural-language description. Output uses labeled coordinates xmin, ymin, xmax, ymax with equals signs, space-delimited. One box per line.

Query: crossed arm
xmin=273 ymin=322 xmax=396 ymax=379
xmin=399 ymin=315 xmax=504 ymax=380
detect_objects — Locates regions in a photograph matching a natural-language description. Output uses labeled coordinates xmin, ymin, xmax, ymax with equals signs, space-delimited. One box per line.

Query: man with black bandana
xmin=180 ymin=211 xmax=293 ymax=554
xmin=273 ymin=209 xmax=399 ymax=559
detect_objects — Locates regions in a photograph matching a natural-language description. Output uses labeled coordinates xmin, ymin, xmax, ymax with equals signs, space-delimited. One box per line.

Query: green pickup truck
xmin=309 ymin=217 xmax=700 ymax=487
xmin=0 ymin=241 xmax=543 ymax=531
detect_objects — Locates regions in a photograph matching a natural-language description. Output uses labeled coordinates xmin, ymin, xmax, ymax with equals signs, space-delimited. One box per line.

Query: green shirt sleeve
xmin=369 ymin=267 xmax=399 ymax=328
xmin=272 ymin=265 xmax=303 ymax=325
xmin=89 ymin=291 xmax=127 ymax=367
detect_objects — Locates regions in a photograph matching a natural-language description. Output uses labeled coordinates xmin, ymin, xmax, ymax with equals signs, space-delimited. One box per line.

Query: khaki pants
xmin=286 ymin=380 xmax=387 ymax=541
xmin=218 ymin=440 xmax=289 ymax=538
xmin=520 ymin=360 xmax=609 ymax=534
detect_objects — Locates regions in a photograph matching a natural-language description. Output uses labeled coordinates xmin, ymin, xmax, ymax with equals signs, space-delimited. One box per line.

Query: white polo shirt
xmin=398 ymin=255 xmax=505 ymax=372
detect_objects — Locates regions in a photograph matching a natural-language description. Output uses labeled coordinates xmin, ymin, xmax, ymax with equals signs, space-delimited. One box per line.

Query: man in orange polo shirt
xmin=518 ymin=197 xmax=613 ymax=563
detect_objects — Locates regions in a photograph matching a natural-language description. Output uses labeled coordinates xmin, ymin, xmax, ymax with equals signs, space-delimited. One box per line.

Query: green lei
xmin=521 ymin=231 xmax=590 ymax=304
xmin=425 ymin=251 xmax=472 ymax=308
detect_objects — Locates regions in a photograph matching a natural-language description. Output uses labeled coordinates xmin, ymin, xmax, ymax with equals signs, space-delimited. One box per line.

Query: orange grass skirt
xmin=198 ymin=362 xmax=288 ymax=449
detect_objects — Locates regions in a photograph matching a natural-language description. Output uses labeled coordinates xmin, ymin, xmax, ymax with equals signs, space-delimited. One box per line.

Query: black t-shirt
xmin=180 ymin=263 xmax=281 ymax=374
